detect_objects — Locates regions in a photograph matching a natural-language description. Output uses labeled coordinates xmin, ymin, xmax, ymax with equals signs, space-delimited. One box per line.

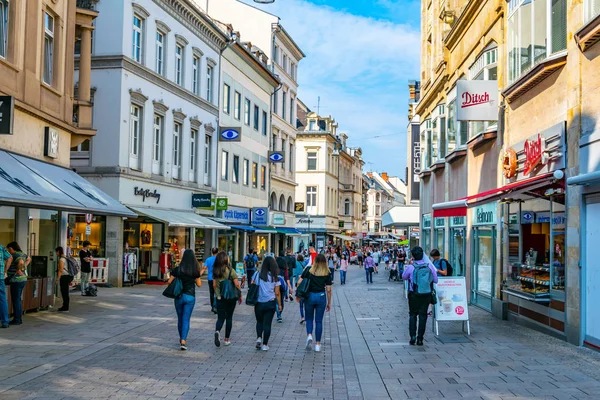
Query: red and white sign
xmin=456 ymin=80 xmax=499 ymax=122
xmin=434 ymin=277 xmax=470 ymax=321
xmin=85 ymin=213 xmax=93 ymax=224
xmin=523 ymin=133 xmax=545 ymax=176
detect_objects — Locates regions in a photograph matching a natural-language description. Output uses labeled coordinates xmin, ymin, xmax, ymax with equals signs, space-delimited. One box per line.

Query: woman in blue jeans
xmin=167 ymin=250 xmax=205 ymax=350
xmin=296 ymin=254 xmax=332 ymax=352
xmin=6 ymin=242 xmax=30 ymax=326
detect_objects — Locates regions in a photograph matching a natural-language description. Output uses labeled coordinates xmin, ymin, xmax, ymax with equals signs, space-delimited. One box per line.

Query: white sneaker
xmin=256 ymin=338 xmax=262 ymax=349
xmin=306 ymin=336 xmax=313 ymax=350
xmin=261 ymin=345 xmax=269 ymax=351
xmin=224 ymin=340 xmax=232 ymax=346
xmin=314 ymin=344 xmax=321 ymax=352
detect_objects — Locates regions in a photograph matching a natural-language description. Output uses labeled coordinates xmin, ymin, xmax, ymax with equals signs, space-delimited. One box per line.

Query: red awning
xmin=432 ymin=172 xmax=558 ymax=218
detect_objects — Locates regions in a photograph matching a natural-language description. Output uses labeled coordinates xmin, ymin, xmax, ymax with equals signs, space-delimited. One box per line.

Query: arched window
xmin=270 ymin=192 xmax=278 ymax=211
xmin=344 ymin=199 xmax=350 ymax=216
xmin=279 ymin=194 xmax=286 ymax=212
xmin=287 ymin=196 xmax=293 ymax=213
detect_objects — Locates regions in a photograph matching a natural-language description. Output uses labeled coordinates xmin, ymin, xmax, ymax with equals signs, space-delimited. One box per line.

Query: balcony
xmin=76 ymin=0 xmax=97 ymax=10
xmin=340 ymin=183 xmax=355 ymax=191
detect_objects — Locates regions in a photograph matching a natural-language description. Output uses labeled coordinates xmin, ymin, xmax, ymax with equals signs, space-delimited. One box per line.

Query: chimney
xmin=381 ymin=172 xmax=389 ymax=182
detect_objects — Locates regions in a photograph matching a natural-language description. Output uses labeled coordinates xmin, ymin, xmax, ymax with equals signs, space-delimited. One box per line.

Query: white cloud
xmin=242 ymin=0 xmax=421 ymax=175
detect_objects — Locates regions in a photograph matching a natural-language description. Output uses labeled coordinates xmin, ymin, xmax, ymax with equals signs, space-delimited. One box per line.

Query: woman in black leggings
xmin=252 ymin=256 xmax=283 ymax=351
xmin=212 ymin=252 xmax=242 ymax=347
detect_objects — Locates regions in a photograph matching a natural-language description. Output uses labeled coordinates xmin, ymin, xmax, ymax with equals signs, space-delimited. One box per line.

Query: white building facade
xmin=74 ymin=0 xmax=229 ymax=286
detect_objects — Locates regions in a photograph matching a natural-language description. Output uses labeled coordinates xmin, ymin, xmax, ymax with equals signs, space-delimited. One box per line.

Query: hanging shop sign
xmin=216 ymin=198 xmax=228 ymax=211
xmin=456 ymin=80 xmax=498 ymax=121
xmin=472 ymin=202 xmax=497 ymax=226
xmin=449 ymin=216 xmax=466 ymax=227
xmin=294 ymin=202 xmax=305 ymax=212
xmin=191 ymin=193 xmax=212 ymax=208
xmin=501 ymin=148 xmax=518 ymax=179
xmin=134 ymin=187 xmax=161 ymax=203
xmin=521 ymin=211 xmax=535 ymax=224
xmin=44 ymin=127 xmax=59 ymax=159
xmin=85 ymin=213 xmax=93 ymax=224
xmin=272 ymin=213 xmax=285 ymax=225
xmin=220 ymin=206 xmax=249 ymax=224
xmin=422 ymin=214 xmax=432 ymax=229
xmin=0 ymin=96 xmax=14 ymax=135
xmin=219 ymin=127 xmax=241 ymax=142
xmin=268 ymin=151 xmax=284 ymax=163
xmin=252 ymin=207 xmax=269 ymax=226
xmin=434 ymin=217 xmax=446 ymax=228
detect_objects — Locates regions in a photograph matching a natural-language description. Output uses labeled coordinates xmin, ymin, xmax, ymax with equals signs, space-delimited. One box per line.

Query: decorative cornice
xmin=153 ymin=99 xmax=169 ymax=115
xmin=155 ymin=20 xmax=171 ymax=33
xmin=204 ymin=122 xmax=215 ymax=133
xmin=91 ymin=55 xmax=218 ymax=115
xmin=190 ymin=116 xmax=202 ymax=129
xmin=152 ymin=0 xmax=227 ymax=52
xmin=129 ymin=88 xmax=148 ymax=105
xmin=444 ymin=0 xmax=485 ymax=51
xmin=132 ymin=3 xmax=150 ymax=19
xmin=206 ymin=57 xmax=217 ymax=67
xmin=173 ymin=108 xmax=187 ymax=122
xmin=174 ymin=34 xmax=189 ymax=46
xmin=192 ymin=46 xmax=204 ymax=57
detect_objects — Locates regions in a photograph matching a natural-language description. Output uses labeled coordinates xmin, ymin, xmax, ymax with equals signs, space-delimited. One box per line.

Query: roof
xmin=381 ymin=206 xmax=420 ymax=228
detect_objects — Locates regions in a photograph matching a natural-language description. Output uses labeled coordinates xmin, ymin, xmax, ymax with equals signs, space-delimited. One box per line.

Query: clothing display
xmin=123 ymin=250 xmax=139 ymax=284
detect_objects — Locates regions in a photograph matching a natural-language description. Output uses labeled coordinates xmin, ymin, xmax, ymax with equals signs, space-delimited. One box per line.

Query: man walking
xmin=79 ymin=241 xmax=93 ymax=296
xmin=0 ymin=244 xmax=13 ymax=328
xmin=243 ymin=248 xmax=258 ymax=285
xmin=205 ymin=247 xmax=219 ymax=314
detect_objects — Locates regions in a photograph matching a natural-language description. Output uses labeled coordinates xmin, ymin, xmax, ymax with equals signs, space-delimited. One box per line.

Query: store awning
xmin=332 ymin=233 xmax=359 ymax=241
xmin=567 ymin=170 xmax=600 ymax=186
xmin=275 ymin=227 xmax=302 ymax=235
xmin=0 ymin=149 xmax=135 ymax=217
xmin=253 ymin=226 xmax=277 ymax=233
xmin=230 ymin=225 xmax=256 ymax=231
xmin=381 ymin=206 xmax=420 ymax=228
xmin=432 ymin=172 xmax=558 ymax=218
xmin=129 ymin=206 xmax=229 ymax=229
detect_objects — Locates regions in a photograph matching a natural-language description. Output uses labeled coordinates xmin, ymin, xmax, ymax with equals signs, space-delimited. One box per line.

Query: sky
xmin=241 ymin=0 xmax=421 ymax=179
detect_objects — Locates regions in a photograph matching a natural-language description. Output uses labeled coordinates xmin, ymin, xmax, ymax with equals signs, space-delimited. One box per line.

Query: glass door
xmin=471 ymin=226 xmax=496 ymax=310
xmin=450 ymin=228 xmax=466 ymax=276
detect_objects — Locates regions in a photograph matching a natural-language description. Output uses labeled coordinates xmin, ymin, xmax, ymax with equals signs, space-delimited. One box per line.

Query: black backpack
xmin=245 ymin=254 xmax=256 ymax=270
xmin=441 ymin=259 xmax=453 ymax=276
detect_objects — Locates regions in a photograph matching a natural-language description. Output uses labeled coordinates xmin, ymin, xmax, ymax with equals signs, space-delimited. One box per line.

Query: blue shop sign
xmin=219 ymin=127 xmax=241 ymax=142
xmin=252 ymin=207 xmax=269 ymax=226
xmin=220 ymin=206 xmax=250 ymax=224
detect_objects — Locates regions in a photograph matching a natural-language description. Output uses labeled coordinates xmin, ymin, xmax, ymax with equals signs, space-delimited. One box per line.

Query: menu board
xmin=434 ymin=277 xmax=470 ymax=321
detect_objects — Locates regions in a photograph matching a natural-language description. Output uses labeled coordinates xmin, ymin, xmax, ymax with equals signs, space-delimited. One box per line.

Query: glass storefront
xmin=28 ymin=209 xmax=59 ymax=278
xmin=450 ymin=227 xmax=466 ymax=276
xmin=167 ymin=226 xmax=190 ymax=262
xmin=422 ymin=214 xmax=432 ymax=253
xmin=67 ymin=214 xmax=106 ymax=258
xmin=124 ymin=219 xmax=164 ymax=281
xmin=472 ymin=226 xmax=496 ymax=310
xmin=0 ymin=206 xmax=15 ymax=245
xmin=433 ymin=217 xmax=445 ymax=257
xmin=218 ymin=230 xmax=236 ymax=260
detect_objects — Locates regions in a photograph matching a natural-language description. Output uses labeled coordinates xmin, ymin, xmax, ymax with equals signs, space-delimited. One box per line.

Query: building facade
xmin=75 ymin=0 xmax=229 ymax=286
xmin=363 ymin=172 xmax=395 ymax=235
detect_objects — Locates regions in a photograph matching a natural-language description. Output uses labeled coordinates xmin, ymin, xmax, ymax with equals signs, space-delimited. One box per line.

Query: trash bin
xmin=23 ymin=279 xmax=42 ymax=313
xmin=40 ymin=277 xmax=56 ymax=309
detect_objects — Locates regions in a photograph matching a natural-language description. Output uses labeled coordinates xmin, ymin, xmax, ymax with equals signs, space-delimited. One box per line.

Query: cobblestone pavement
xmin=1 ymin=267 xmax=600 ymax=400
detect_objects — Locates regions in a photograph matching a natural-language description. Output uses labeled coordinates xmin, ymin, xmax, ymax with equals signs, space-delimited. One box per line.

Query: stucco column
xmin=79 ymin=27 xmax=92 ymax=103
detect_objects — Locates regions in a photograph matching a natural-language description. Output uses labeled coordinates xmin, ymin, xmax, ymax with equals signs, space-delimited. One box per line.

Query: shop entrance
xmin=585 ymin=201 xmax=600 ymax=348
xmin=434 ymin=228 xmax=445 ymax=257
xmin=471 ymin=226 xmax=496 ymax=310
xmin=450 ymin=227 xmax=466 ymax=276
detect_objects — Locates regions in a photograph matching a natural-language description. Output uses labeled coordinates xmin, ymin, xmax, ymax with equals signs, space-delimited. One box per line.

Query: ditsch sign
xmin=456 ymin=80 xmax=498 ymax=121
xmin=523 ymin=133 xmax=544 ymax=176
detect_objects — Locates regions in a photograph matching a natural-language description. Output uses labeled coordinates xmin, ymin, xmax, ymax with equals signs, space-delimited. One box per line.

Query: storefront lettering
xmin=523 ymin=133 xmax=544 ymax=176
xmin=134 ymin=187 xmax=161 ymax=203
xmin=461 ymin=91 xmax=491 ymax=108
xmin=0 ymin=166 xmax=40 ymax=195
xmin=223 ymin=210 xmax=249 ymax=220
xmin=476 ymin=208 xmax=494 ymax=224
xmin=297 ymin=218 xmax=314 ymax=224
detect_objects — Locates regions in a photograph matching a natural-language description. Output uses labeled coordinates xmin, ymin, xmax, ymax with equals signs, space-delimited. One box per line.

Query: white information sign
xmin=433 ymin=276 xmax=471 ymax=335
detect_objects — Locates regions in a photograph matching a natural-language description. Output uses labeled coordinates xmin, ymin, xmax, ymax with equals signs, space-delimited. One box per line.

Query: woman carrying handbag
xmin=252 ymin=256 xmax=282 ymax=351
xmin=213 ymin=252 xmax=242 ymax=347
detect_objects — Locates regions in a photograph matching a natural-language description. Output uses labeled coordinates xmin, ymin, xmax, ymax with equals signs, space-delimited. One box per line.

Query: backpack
xmin=85 ymin=284 xmax=98 ymax=297
xmin=412 ymin=263 xmax=433 ymax=295
xmin=66 ymin=257 xmax=80 ymax=276
xmin=245 ymin=255 xmax=256 ymax=270
xmin=441 ymin=259 xmax=453 ymax=276
xmin=278 ymin=276 xmax=288 ymax=294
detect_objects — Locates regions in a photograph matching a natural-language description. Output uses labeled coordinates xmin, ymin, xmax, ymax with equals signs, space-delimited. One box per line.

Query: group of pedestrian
xmin=168 ymin=246 xmax=333 ymax=353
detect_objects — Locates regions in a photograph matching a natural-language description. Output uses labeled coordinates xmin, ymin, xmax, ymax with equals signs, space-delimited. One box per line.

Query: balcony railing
xmin=77 ymin=0 xmax=96 ymax=10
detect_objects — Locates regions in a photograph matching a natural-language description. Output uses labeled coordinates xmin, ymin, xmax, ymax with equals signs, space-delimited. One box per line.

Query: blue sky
xmin=243 ymin=0 xmax=421 ymax=179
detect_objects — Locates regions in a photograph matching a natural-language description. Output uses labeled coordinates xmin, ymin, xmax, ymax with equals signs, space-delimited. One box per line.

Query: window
xmin=262 ymin=111 xmax=268 ymax=135
xmin=132 ymin=14 xmax=143 ymax=63
xmin=468 ymin=48 xmax=498 ymax=138
xmin=281 ymin=138 xmax=286 ymax=170
xmin=192 ymin=55 xmax=200 ymax=94
xmin=206 ymin=65 xmax=213 ymax=102
xmin=221 ymin=150 xmax=229 ymax=180
xmin=153 ymin=114 xmax=162 ymax=163
xmin=156 ymin=31 xmax=165 ymax=75
xmin=376 ymin=205 xmax=381 ymax=216
xmin=204 ymin=135 xmax=211 ymax=184
xmin=375 ymin=222 xmax=380 ymax=232
xmin=344 ymin=199 xmax=350 ymax=216
xmin=307 ymin=152 xmax=317 ymax=171
xmin=507 ymin=0 xmax=566 ymax=85
xmin=43 ymin=13 xmax=54 ymax=85
xmin=282 ymin=54 xmax=288 ymax=72
xmin=253 ymin=105 xmax=259 ymax=130
xmin=173 ymin=123 xmax=181 ymax=168
xmin=130 ymin=105 xmax=141 ymax=157
xmin=175 ymin=44 xmax=184 ymax=85
xmin=234 ymin=91 xmax=241 ymax=120
xmin=244 ymin=98 xmax=251 ymax=125
xmin=223 ymin=84 xmax=231 ymax=114
xmin=252 ymin=162 xmax=258 ymax=188
xmin=273 ymin=44 xmax=279 ymax=64
xmin=273 ymin=91 xmax=278 ymax=114
xmin=243 ymin=159 xmax=249 ymax=185
xmin=0 ymin=0 xmax=7 ymax=59
xmin=190 ymin=129 xmax=197 ymax=171
xmin=261 ymin=165 xmax=266 ymax=190
xmin=306 ymin=186 xmax=317 ymax=210
xmin=376 ymin=193 xmax=381 ymax=202
xmin=289 ymin=143 xmax=293 ymax=172
xmin=290 ymin=62 xmax=296 ymax=80
xmin=421 ymin=119 xmax=432 ymax=168
xmin=586 ymin=0 xmax=600 ymax=21
xmin=289 ymin=97 xmax=295 ymax=125
xmin=232 ymin=155 xmax=239 ymax=184
xmin=279 ymin=194 xmax=285 ymax=211
xmin=282 ymin=92 xmax=287 ymax=120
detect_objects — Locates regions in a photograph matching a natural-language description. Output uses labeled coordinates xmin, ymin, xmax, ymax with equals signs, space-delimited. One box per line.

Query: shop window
xmin=0 ymin=206 xmax=15 ymax=245
xmin=469 ymin=46 xmax=498 ymax=138
xmin=507 ymin=0 xmax=566 ymax=85
xmin=585 ymin=0 xmax=600 ymax=22
xmin=67 ymin=214 xmax=105 ymax=258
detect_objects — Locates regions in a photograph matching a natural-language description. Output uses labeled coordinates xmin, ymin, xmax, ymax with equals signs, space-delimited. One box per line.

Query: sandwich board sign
xmin=433 ymin=276 xmax=471 ymax=336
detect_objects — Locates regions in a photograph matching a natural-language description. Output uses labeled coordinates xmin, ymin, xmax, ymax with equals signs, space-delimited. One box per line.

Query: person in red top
xmin=308 ymin=247 xmax=317 ymax=266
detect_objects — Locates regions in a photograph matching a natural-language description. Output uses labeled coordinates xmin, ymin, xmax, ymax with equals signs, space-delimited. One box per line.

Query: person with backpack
xmin=363 ymin=252 xmax=375 ymax=284
xmin=56 ymin=247 xmax=74 ymax=312
xmin=252 ymin=256 xmax=283 ymax=351
xmin=243 ymin=248 xmax=258 ymax=285
xmin=402 ymin=246 xmax=438 ymax=346
xmin=296 ymin=254 xmax=332 ymax=352
xmin=166 ymin=249 xmax=204 ymax=350
xmin=275 ymin=251 xmax=291 ymax=323
xmin=79 ymin=241 xmax=93 ymax=296
xmin=0 ymin=243 xmax=13 ymax=328
xmin=430 ymin=249 xmax=452 ymax=276
xmin=205 ymin=247 xmax=219 ymax=314
xmin=212 ymin=252 xmax=242 ymax=347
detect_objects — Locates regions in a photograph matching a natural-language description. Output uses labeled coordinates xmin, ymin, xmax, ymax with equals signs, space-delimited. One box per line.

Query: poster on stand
xmin=434 ymin=277 xmax=470 ymax=321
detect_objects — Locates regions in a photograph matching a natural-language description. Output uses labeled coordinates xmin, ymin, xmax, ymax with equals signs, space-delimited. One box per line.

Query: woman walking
xmin=364 ymin=252 xmax=375 ymax=284
xmin=6 ymin=242 xmax=30 ymax=326
xmin=213 ymin=252 xmax=242 ymax=347
xmin=296 ymin=254 xmax=332 ymax=352
xmin=339 ymin=254 xmax=348 ymax=285
xmin=167 ymin=249 xmax=204 ymax=350
xmin=252 ymin=256 xmax=283 ymax=351
xmin=295 ymin=254 xmax=307 ymax=324
xmin=55 ymin=247 xmax=73 ymax=312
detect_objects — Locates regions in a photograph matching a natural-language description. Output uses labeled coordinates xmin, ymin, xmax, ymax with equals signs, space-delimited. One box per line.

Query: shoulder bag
xmin=295 ymin=267 xmax=311 ymax=299
xmin=246 ymin=271 xmax=260 ymax=306
xmin=162 ymin=275 xmax=183 ymax=299
xmin=221 ymin=269 xmax=241 ymax=300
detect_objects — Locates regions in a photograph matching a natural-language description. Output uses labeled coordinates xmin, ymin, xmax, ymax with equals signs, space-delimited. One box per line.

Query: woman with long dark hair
xmin=166 ymin=249 xmax=204 ymax=350
xmin=6 ymin=242 xmax=30 ymax=325
xmin=296 ymin=254 xmax=332 ymax=352
xmin=252 ymin=256 xmax=282 ymax=351
xmin=55 ymin=247 xmax=73 ymax=312
xmin=212 ymin=252 xmax=242 ymax=347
